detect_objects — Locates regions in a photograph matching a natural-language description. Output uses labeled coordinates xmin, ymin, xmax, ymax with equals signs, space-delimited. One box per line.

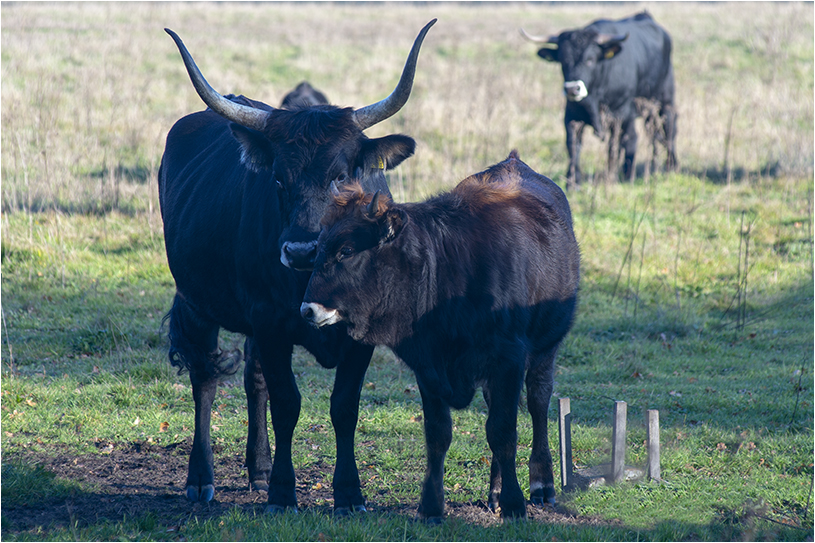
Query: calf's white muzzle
xmin=300 ymin=302 xmax=342 ymax=328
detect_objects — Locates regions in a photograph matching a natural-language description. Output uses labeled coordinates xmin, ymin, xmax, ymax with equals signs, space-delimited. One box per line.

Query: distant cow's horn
xmin=519 ymin=28 xmax=558 ymax=48
xmin=366 ymin=190 xmax=381 ymax=218
xmin=596 ymin=32 xmax=629 ymax=45
xmin=166 ymin=29 xmax=270 ymax=133
xmin=352 ymin=19 xmax=436 ymax=130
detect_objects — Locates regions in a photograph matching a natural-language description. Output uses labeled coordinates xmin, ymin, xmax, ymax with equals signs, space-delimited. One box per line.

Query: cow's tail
xmin=162 ymin=295 xmax=242 ymax=380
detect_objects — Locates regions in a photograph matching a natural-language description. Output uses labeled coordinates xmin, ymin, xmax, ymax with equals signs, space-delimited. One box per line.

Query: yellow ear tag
xmin=605 ymin=49 xmax=616 ymax=59
xmin=377 ymin=157 xmax=385 ymax=169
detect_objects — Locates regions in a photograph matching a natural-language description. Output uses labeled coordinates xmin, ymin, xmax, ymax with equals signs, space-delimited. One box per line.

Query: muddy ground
xmin=2 ymin=440 xmax=616 ymax=537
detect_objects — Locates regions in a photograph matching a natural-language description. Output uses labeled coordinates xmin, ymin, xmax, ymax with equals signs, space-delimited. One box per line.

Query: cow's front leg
xmin=256 ymin=338 xmax=300 ymax=512
xmin=565 ymin=120 xmax=585 ymax=187
xmin=244 ymin=338 xmax=272 ymax=492
xmin=330 ymin=341 xmax=374 ymax=515
xmin=526 ymin=348 xmax=558 ymax=507
xmin=484 ymin=358 xmax=526 ymax=519
xmin=417 ymin=386 xmax=452 ymax=523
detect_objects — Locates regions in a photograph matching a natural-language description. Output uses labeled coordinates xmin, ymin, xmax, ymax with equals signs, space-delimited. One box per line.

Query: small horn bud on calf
xmin=302 ymin=151 xmax=580 ymax=520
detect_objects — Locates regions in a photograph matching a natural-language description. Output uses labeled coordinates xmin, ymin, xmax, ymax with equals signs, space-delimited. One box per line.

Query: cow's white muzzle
xmin=564 ymin=80 xmax=588 ymax=102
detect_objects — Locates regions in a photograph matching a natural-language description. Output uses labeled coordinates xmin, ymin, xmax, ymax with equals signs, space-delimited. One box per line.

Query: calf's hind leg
xmin=483 ymin=356 xmax=526 ymax=518
xmin=526 ymin=347 xmax=558 ymax=506
xmin=417 ymin=386 xmax=453 ymax=522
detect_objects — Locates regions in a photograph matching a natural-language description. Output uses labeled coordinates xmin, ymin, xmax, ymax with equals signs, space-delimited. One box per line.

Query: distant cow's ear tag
xmin=605 ymin=49 xmax=616 ymax=59
xmin=377 ymin=156 xmax=385 ymax=170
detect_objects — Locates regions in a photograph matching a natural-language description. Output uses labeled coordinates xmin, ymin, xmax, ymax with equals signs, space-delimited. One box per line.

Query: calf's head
xmin=166 ymin=20 xmax=434 ymax=270
xmin=521 ymin=27 xmax=628 ymax=102
xmin=300 ymin=182 xmax=407 ymax=342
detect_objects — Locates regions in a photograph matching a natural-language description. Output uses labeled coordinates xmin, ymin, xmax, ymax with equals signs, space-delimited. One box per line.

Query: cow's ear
xmin=230 ymin=124 xmax=275 ymax=172
xmin=600 ymin=42 xmax=623 ymax=60
xmin=597 ymin=32 xmax=628 ymax=60
xmin=537 ymin=46 xmax=559 ymax=62
xmin=379 ymin=207 xmax=407 ymax=244
xmin=361 ymin=135 xmax=416 ymax=171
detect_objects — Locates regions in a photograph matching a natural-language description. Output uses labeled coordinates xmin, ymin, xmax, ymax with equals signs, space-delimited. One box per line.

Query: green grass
xmin=1 ymin=2 xmax=813 ymax=541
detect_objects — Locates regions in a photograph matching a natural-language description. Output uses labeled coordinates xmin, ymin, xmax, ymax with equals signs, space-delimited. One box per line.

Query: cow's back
xmin=588 ymin=13 xmax=673 ymax=102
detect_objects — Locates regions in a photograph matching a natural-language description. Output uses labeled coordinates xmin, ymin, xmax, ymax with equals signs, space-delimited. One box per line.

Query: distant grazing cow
xmin=280 ymin=81 xmax=330 ymax=109
xmin=159 ymin=20 xmax=435 ymax=514
xmin=522 ymin=11 xmax=677 ymax=184
xmin=301 ymin=151 xmax=580 ymax=520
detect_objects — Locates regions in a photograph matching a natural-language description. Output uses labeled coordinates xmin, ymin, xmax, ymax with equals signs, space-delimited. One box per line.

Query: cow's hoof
xmin=250 ymin=480 xmax=269 ymax=492
xmin=334 ymin=504 xmax=367 ymax=517
xmin=423 ymin=516 xmax=444 ymax=525
xmin=265 ymin=504 xmax=298 ymax=515
xmin=186 ymin=484 xmax=214 ymax=502
xmin=487 ymin=491 xmax=500 ymax=513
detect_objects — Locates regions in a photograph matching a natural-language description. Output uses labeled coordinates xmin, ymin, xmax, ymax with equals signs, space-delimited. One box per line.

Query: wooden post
xmin=611 ymin=401 xmax=627 ymax=483
xmin=558 ymin=397 xmax=572 ymax=490
xmin=647 ymin=409 xmax=661 ymax=481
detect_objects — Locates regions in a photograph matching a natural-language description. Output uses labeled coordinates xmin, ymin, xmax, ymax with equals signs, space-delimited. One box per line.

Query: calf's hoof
xmin=530 ymin=487 xmax=556 ymax=508
xmin=250 ymin=480 xmax=269 ymax=492
xmin=422 ymin=516 xmax=444 ymax=525
xmin=335 ymin=504 xmax=367 ymax=517
xmin=501 ymin=506 xmax=527 ymax=520
xmin=186 ymin=484 xmax=215 ymax=503
xmin=265 ymin=504 xmax=299 ymax=515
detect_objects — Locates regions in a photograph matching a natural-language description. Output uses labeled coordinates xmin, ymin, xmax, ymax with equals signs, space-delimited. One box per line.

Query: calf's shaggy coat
xmin=302 ymin=151 xmax=580 ymax=519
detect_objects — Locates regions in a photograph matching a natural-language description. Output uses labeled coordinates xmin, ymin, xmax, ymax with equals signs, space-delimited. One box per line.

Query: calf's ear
xmin=230 ymin=124 xmax=275 ymax=172
xmin=361 ymin=135 xmax=416 ymax=171
xmin=379 ymin=207 xmax=407 ymax=244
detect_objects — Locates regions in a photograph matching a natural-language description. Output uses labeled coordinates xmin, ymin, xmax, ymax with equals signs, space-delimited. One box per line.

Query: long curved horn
xmin=165 ymin=28 xmax=270 ymax=132
xmin=352 ymin=19 xmax=436 ymax=130
xmin=519 ymin=27 xmax=559 ymax=49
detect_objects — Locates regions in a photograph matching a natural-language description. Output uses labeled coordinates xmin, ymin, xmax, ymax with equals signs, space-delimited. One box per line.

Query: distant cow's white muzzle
xmin=300 ymin=302 xmax=342 ymax=328
xmin=564 ymin=80 xmax=588 ymax=102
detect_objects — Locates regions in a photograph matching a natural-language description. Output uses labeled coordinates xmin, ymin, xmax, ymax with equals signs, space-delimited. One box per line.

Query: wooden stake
xmin=647 ymin=409 xmax=661 ymax=481
xmin=611 ymin=401 xmax=627 ymax=483
xmin=559 ymin=397 xmax=572 ymax=490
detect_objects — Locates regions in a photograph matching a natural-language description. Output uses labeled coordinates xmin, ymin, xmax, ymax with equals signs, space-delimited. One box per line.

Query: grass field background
xmin=1 ymin=2 xmax=813 ymax=541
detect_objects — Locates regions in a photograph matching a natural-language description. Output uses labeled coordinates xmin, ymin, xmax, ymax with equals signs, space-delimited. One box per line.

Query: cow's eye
xmin=334 ymin=172 xmax=348 ymax=184
xmin=338 ymin=246 xmax=353 ymax=260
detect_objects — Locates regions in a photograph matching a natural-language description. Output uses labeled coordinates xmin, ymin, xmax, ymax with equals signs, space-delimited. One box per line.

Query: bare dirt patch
xmin=2 ymin=441 xmax=613 ymax=536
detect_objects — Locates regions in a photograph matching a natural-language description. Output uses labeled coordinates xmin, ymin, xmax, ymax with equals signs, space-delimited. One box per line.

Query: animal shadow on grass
xmin=1 ymin=439 xmax=604 ymax=534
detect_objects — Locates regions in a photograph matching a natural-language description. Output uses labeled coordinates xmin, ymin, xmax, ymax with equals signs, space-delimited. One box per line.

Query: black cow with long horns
xmin=158 ymin=20 xmax=435 ymax=514
xmin=522 ymin=11 xmax=677 ymax=184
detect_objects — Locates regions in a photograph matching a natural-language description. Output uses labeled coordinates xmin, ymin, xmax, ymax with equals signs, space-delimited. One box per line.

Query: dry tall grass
xmin=1 ymin=2 xmax=812 ymax=212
